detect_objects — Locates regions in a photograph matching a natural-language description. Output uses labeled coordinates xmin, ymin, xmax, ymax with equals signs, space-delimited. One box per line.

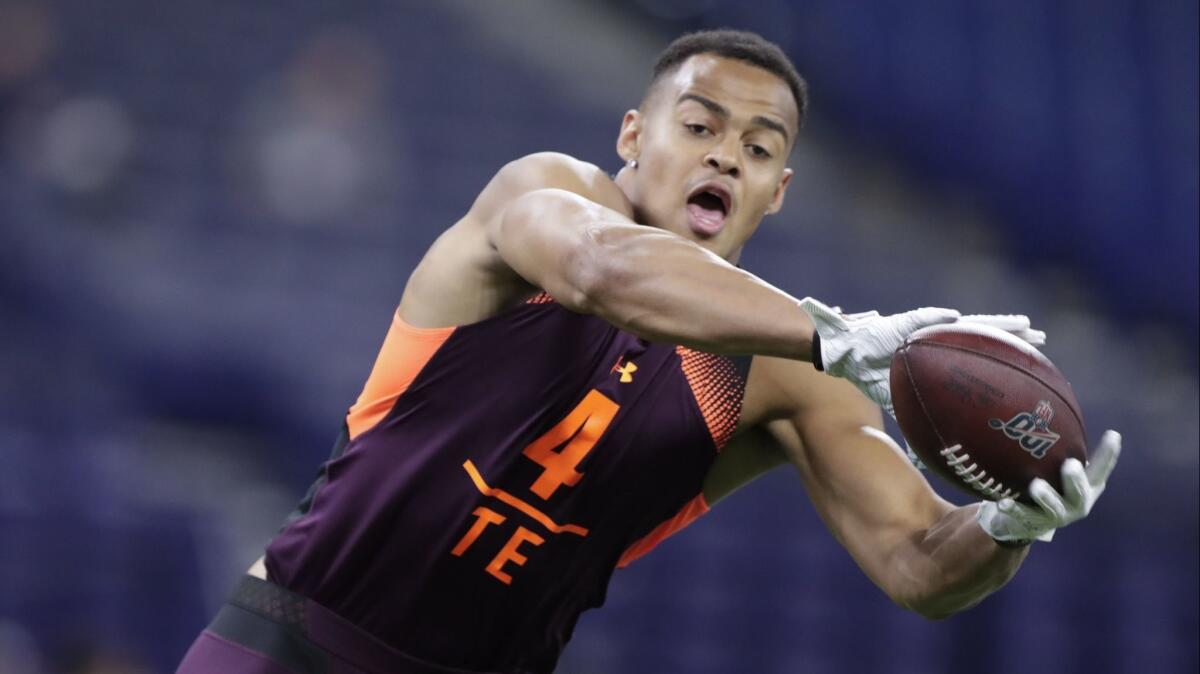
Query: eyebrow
xmin=678 ymin=92 xmax=789 ymax=144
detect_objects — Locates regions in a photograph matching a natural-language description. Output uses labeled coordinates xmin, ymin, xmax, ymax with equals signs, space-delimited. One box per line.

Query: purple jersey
xmin=265 ymin=296 xmax=750 ymax=673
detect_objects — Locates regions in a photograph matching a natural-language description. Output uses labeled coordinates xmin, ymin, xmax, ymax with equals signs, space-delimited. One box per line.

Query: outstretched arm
xmin=403 ymin=152 xmax=1030 ymax=401
xmin=399 ymin=152 xmax=817 ymax=359
xmin=487 ymin=164 xmax=819 ymax=360
xmin=708 ymin=357 xmax=1119 ymax=618
xmin=733 ymin=359 xmax=1030 ymax=619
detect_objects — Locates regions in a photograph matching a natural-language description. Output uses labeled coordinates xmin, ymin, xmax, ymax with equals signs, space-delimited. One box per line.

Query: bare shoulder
xmin=468 ymin=152 xmax=632 ymax=222
xmin=398 ymin=152 xmax=629 ymax=328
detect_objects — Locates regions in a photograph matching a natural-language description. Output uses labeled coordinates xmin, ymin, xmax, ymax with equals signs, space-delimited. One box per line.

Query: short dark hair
xmin=649 ymin=29 xmax=809 ymax=130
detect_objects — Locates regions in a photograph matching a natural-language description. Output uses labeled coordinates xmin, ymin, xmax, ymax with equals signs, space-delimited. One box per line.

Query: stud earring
xmin=627 ymin=159 xmax=638 ymax=169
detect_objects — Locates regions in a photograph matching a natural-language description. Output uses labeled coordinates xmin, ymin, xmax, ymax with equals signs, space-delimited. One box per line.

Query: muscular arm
xmin=493 ymin=187 xmax=814 ymax=358
xmin=400 ymin=152 xmax=815 ymax=360
xmin=708 ymin=359 xmax=1029 ymax=619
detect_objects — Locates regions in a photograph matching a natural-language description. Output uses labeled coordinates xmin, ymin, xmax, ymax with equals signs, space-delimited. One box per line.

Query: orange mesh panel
xmin=345 ymin=311 xmax=455 ymax=440
xmin=675 ymin=347 xmax=744 ymax=449
xmin=616 ymin=493 xmax=709 ymax=568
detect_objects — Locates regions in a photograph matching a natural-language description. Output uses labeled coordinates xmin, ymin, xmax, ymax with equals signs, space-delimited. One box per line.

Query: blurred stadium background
xmin=0 ymin=0 xmax=1196 ymax=672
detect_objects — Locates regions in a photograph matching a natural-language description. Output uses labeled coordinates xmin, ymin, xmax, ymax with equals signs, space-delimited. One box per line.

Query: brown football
xmin=890 ymin=323 xmax=1087 ymax=504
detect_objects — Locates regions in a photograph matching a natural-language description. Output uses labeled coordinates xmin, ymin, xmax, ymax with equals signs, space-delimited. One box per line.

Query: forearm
xmin=893 ymin=503 xmax=1029 ymax=619
xmin=493 ymin=187 xmax=816 ymax=359
xmin=575 ymin=224 xmax=815 ymax=359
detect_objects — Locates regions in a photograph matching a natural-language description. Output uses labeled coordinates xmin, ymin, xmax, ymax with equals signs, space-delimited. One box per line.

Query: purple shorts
xmin=175 ymin=576 xmax=503 ymax=674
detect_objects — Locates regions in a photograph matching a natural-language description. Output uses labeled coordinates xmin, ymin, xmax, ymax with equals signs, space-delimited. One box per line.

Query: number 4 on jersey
xmin=522 ymin=390 xmax=619 ymax=500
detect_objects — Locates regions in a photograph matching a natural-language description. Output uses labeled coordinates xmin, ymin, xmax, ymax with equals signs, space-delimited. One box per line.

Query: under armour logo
xmin=612 ymin=357 xmax=638 ymax=383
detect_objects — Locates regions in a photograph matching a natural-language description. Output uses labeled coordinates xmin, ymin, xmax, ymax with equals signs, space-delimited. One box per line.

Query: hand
xmin=959 ymin=314 xmax=1046 ymax=346
xmin=800 ymin=297 xmax=960 ymax=412
xmin=801 ymin=299 xmax=1049 ymax=414
xmin=976 ymin=430 xmax=1122 ymax=544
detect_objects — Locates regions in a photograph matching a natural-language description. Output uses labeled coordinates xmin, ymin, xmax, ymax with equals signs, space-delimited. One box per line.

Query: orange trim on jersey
xmin=675 ymin=347 xmax=744 ymax=450
xmin=345 ymin=310 xmax=456 ymax=440
xmin=616 ymin=492 xmax=710 ymax=568
xmin=462 ymin=460 xmax=590 ymax=537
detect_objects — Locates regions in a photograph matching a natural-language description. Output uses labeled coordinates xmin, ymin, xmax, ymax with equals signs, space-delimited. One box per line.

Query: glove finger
xmin=1086 ymin=430 xmax=1122 ymax=486
xmin=998 ymin=495 xmax=1052 ymax=532
xmin=960 ymin=315 xmax=1047 ymax=346
xmin=960 ymin=314 xmax=1030 ymax=332
xmin=1060 ymin=458 xmax=1091 ymax=510
xmin=1018 ymin=328 xmax=1047 ymax=346
xmin=901 ymin=307 xmax=961 ymax=334
xmin=1029 ymin=478 xmax=1068 ymax=522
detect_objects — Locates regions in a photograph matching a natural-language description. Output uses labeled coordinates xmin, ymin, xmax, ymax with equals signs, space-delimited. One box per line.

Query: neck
xmin=614 ymin=165 xmax=636 ymax=201
xmin=614 ymin=166 xmax=650 ymax=225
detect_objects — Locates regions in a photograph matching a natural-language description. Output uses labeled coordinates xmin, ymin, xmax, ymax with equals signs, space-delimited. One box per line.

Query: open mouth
xmin=685 ymin=183 xmax=731 ymax=236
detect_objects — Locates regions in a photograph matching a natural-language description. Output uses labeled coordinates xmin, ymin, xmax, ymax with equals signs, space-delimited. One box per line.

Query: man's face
xmin=617 ymin=54 xmax=797 ymax=261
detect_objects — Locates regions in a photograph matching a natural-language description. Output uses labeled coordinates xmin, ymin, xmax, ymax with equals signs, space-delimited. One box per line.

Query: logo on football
xmin=988 ymin=400 xmax=1061 ymax=459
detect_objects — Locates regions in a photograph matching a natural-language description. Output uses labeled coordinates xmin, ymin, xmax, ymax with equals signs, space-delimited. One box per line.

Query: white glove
xmin=977 ymin=430 xmax=1122 ymax=544
xmin=800 ymin=298 xmax=1048 ymax=415
xmin=959 ymin=314 xmax=1046 ymax=346
xmin=800 ymin=298 xmax=960 ymax=413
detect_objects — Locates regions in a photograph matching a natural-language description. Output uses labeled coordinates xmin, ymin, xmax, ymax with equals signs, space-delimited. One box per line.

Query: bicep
xmin=479 ymin=155 xmax=638 ymax=311
xmin=490 ymin=188 xmax=635 ymax=311
xmin=400 ymin=153 xmax=631 ymax=325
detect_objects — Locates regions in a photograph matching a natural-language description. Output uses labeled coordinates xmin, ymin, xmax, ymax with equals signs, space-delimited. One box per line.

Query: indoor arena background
xmin=0 ymin=1 xmax=1196 ymax=673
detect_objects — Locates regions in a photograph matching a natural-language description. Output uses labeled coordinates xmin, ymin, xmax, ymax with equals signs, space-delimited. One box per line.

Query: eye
xmin=746 ymin=144 xmax=772 ymax=159
xmin=685 ymin=123 xmax=711 ymax=137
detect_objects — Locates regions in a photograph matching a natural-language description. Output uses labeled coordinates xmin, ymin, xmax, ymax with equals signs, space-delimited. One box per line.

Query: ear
xmin=765 ymin=168 xmax=793 ymax=215
xmin=616 ymin=109 xmax=642 ymax=163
